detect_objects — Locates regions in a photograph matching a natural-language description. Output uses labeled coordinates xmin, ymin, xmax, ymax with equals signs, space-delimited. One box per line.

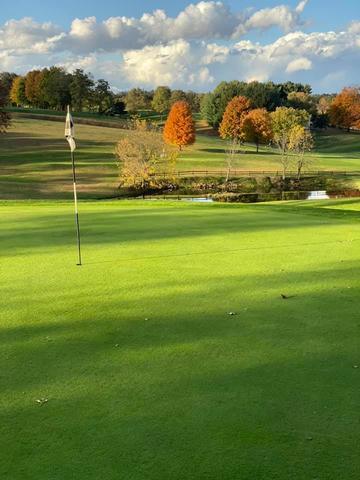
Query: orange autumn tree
xmin=242 ymin=108 xmax=273 ymax=152
xmin=219 ymin=96 xmax=251 ymax=181
xmin=354 ymin=103 xmax=360 ymax=129
xmin=219 ymin=96 xmax=251 ymax=142
xmin=329 ymin=87 xmax=360 ymax=130
xmin=163 ymin=100 xmax=195 ymax=150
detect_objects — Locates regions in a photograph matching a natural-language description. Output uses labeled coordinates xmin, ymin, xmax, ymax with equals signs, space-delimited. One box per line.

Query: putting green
xmin=1 ymin=199 xmax=359 ymax=479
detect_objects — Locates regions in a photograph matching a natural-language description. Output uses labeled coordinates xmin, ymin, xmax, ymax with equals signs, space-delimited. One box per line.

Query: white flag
xmin=65 ymin=105 xmax=76 ymax=152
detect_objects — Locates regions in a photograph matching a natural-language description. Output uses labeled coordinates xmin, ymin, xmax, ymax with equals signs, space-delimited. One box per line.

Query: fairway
xmin=1 ymin=117 xmax=360 ymax=199
xmin=1 ymin=199 xmax=360 ymax=479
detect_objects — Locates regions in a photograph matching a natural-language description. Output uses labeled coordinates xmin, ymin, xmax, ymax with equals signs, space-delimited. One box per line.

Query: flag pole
xmin=71 ymin=149 xmax=82 ymax=266
xmin=65 ymin=105 xmax=82 ymax=266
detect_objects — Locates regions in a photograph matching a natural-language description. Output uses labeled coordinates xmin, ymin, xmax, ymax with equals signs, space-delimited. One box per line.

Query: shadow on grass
xmin=198 ymin=147 xmax=278 ymax=157
xmin=1 ymin=260 xmax=359 ymax=479
xmin=1 ymin=202 xmax=358 ymax=256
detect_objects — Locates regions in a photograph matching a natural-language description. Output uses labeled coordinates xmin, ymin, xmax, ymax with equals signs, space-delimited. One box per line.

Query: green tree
xmin=70 ymin=69 xmax=94 ymax=112
xmin=93 ymin=79 xmax=113 ymax=114
xmin=0 ymin=72 xmax=18 ymax=103
xmin=280 ymin=81 xmax=312 ymax=97
xmin=201 ymin=80 xmax=286 ymax=128
xmin=185 ymin=91 xmax=203 ymax=113
xmin=0 ymin=81 xmax=11 ymax=132
xmin=40 ymin=67 xmax=71 ymax=110
xmin=170 ymin=89 xmax=187 ymax=105
xmin=125 ymin=88 xmax=150 ymax=113
xmin=287 ymin=91 xmax=315 ymax=114
xmin=244 ymin=81 xmax=282 ymax=111
xmin=270 ymin=107 xmax=310 ymax=179
xmin=201 ymin=81 xmax=247 ymax=128
xmin=151 ymin=86 xmax=171 ymax=116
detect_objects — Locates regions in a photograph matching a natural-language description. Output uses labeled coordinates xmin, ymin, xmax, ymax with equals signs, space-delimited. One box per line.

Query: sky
xmin=0 ymin=0 xmax=359 ymax=93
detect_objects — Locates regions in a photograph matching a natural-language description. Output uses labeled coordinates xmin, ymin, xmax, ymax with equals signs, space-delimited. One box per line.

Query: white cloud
xmin=0 ymin=1 xmax=310 ymax=57
xmin=0 ymin=17 xmax=62 ymax=55
xmin=295 ymin=0 xmax=309 ymax=14
xmin=201 ymin=43 xmax=230 ymax=64
xmin=348 ymin=21 xmax=360 ymax=35
xmin=286 ymin=57 xmax=312 ymax=73
xmin=0 ymin=2 xmax=359 ymax=92
xmin=244 ymin=0 xmax=308 ymax=34
xmin=225 ymin=29 xmax=359 ymax=82
xmin=122 ymin=40 xmax=214 ymax=87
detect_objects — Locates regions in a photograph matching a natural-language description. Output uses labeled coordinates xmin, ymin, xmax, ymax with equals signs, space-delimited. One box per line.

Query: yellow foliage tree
xmin=10 ymin=76 xmax=27 ymax=106
xmin=288 ymin=125 xmax=314 ymax=179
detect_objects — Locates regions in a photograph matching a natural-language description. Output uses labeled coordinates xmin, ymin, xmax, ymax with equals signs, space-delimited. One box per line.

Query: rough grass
xmin=1 ymin=117 xmax=360 ymax=199
xmin=1 ymin=199 xmax=360 ymax=479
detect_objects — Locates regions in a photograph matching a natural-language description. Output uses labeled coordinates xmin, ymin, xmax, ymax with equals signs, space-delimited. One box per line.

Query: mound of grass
xmin=1 ymin=199 xmax=360 ymax=479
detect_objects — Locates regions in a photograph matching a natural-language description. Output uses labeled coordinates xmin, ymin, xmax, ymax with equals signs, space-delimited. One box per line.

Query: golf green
xmin=1 ymin=199 xmax=359 ymax=479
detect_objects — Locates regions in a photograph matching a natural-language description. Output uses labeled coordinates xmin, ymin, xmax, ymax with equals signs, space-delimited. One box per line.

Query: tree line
xmin=201 ymin=81 xmax=360 ymax=132
xmin=0 ymin=69 xmax=204 ymax=115
xmin=1 ymin=66 xmax=359 ymax=140
xmin=1 ymin=68 xmax=114 ymax=113
xmin=201 ymin=80 xmax=332 ymax=129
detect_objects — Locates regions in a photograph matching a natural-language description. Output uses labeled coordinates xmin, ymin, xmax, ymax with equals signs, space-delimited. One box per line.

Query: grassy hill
xmin=1 ymin=198 xmax=360 ymax=479
xmin=1 ymin=116 xmax=360 ymax=199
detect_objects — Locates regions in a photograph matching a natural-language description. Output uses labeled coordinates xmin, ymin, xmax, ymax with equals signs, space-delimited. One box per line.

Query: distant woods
xmin=1 ymin=68 xmax=359 ymax=136
xmin=2 ymin=68 xmax=114 ymax=113
xmin=0 ymin=75 xmax=11 ymax=132
xmin=0 ymin=68 xmax=204 ymax=116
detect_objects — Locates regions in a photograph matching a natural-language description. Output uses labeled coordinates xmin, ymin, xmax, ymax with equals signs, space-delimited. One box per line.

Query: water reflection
xmin=307 ymin=190 xmax=329 ymax=200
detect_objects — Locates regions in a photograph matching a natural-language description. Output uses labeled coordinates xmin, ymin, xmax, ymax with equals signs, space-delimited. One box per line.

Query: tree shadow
xmin=1 ymin=259 xmax=359 ymax=479
xmin=1 ymin=201 xmax=358 ymax=256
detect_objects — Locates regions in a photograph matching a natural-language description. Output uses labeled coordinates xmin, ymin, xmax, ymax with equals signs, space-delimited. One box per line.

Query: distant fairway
xmin=1 ymin=116 xmax=360 ymax=199
xmin=1 ymin=199 xmax=360 ymax=479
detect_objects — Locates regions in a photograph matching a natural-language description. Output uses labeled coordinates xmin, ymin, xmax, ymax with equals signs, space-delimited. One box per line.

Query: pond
xmin=183 ymin=197 xmax=214 ymax=203
xmin=181 ymin=192 xmax=330 ymax=203
xmin=307 ymin=190 xmax=330 ymax=200
xmin=148 ymin=190 xmax=355 ymax=204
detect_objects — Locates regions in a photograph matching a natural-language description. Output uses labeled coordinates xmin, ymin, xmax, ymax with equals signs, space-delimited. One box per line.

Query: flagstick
xmin=71 ymin=150 xmax=82 ymax=266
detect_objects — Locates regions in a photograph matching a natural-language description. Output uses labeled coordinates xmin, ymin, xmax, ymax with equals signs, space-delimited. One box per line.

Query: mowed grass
xmin=1 ymin=199 xmax=360 ymax=479
xmin=0 ymin=118 xmax=120 ymax=199
xmin=1 ymin=117 xmax=360 ymax=199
